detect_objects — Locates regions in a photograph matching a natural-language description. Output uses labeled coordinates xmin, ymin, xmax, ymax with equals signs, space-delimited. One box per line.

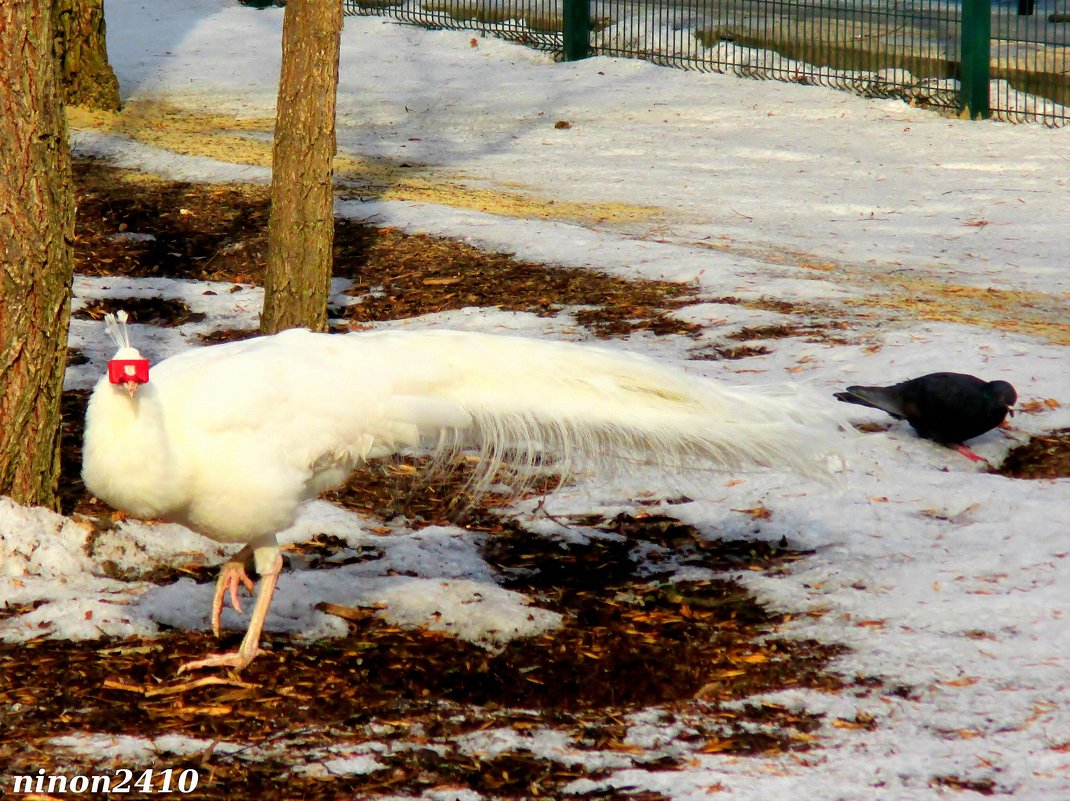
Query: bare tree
xmin=261 ymin=0 xmax=343 ymax=334
xmin=53 ymin=0 xmax=121 ymax=111
xmin=0 ymin=0 xmax=76 ymax=508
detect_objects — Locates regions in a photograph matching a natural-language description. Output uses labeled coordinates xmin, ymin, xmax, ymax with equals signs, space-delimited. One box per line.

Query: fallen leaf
xmin=701 ymin=738 xmax=734 ymax=753
xmin=739 ymin=652 xmax=769 ymax=664
xmin=943 ymin=677 xmax=980 ymax=687
xmin=1017 ymin=398 xmax=1061 ymax=414
xmin=732 ymin=505 xmax=772 ymax=520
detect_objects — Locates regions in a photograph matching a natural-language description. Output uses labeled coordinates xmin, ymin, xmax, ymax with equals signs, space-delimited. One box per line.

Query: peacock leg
xmin=179 ymin=551 xmax=283 ymax=673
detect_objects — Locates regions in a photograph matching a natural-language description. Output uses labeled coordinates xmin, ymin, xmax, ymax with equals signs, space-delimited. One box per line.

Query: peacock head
xmin=104 ymin=311 xmax=150 ymax=397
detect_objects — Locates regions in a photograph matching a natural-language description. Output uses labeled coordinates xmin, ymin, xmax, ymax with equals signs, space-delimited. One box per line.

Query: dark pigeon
xmin=835 ymin=372 xmax=1017 ymax=462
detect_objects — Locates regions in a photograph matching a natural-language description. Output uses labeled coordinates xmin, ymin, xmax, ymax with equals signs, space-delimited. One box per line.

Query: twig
xmin=532 ymin=495 xmax=572 ymax=529
xmin=316 ymin=601 xmax=381 ymax=622
xmin=147 ymin=675 xmax=259 ymax=697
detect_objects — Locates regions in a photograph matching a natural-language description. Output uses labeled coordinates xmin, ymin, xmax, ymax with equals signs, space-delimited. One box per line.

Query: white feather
xmin=104 ymin=311 xmax=131 ymax=350
xmin=83 ymin=328 xmax=844 ymax=548
xmin=103 ymin=311 xmax=142 ymax=361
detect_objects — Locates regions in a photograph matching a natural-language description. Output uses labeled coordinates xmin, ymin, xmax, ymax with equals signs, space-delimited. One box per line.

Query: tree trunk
xmin=53 ymin=0 xmax=121 ymax=111
xmin=261 ymin=0 xmax=342 ymax=334
xmin=0 ymin=1 xmax=76 ymax=509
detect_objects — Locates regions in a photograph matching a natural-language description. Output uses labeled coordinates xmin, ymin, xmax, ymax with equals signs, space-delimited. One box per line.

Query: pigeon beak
xmin=124 ymin=381 xmax=140 ymax=398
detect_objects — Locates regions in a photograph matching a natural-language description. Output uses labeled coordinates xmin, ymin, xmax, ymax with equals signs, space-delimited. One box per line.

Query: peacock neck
xmin=81 ymin=380 xmax=182 ymax=520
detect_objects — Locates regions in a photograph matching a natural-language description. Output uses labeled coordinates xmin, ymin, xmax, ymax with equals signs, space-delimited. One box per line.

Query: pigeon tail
xmin=834 ymin=386 xmax=907 ymax=419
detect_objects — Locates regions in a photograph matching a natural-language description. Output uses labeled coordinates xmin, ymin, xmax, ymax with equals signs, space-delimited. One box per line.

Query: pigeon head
xmin=987 ymin=380 xmax=1017 ymax=417
xmin=104 ymin=311 xmax=150 ymax=397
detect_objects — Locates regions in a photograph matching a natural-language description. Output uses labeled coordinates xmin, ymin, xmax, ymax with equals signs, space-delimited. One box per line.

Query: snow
xmin=1 ymin=0 xmax=1068 ymax=798
xmin=49 ymin=732 xmax=245 ymax=763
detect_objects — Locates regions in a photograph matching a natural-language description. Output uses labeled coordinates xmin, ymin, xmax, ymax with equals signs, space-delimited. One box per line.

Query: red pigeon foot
xmin=954 ymin=443 xmax=990 ymax=464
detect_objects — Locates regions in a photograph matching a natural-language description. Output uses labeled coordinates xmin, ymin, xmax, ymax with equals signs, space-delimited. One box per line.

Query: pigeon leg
xmin=954 ymin=444 xmax=989 ymax=464
xmin=178 ymin=553 xmax=283 ymax=674
xmin=210 ymin=546 xmax=256 ymax=638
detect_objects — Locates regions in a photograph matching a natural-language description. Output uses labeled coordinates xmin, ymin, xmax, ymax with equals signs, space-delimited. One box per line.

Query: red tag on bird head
xmin=108 ymin=359 xmax=150 ymax=385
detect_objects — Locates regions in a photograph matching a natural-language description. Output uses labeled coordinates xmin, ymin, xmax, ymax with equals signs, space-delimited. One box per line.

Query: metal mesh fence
xmin=346 ymin=0 xmax=565 ymax=49
xmin=989 ymin=2 xmax=1069 ymax=121
xmin=342 ymin=0 xmax=1070 ymax=125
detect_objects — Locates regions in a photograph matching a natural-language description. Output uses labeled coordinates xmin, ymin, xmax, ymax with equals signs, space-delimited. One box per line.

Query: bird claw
xmin=211 ymin=560 xmax=256 ymax=637
xmin=177 ymin=646 xmax=258 ymax=674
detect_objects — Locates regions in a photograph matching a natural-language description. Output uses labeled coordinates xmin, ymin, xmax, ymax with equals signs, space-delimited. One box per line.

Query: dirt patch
xmin=852 ymin=421 xmax=894 ymax=434
xmin=74 ymin=297 xmax=207 ymax=327
xmin=74 ymin=159 xmax=269 ymax=284
xmin=689 ymin=342 xmax=772 ymax=361
xmin=73 ymin=158 xmax=700 ymax=339
xmin=330 ymin=229 xmax=702 ymax=338
xmin=994 ymin=429 xmax=1070 ymax=479
xmin=726 ymin=322 xmax=850 ymax=344
xmin=705 ymin=295 xmax=833 ymax=319
xmin=696 ymin=295 xmax=855 ymax=348
xmin=930 ymin=775 xmax=999 ymax=795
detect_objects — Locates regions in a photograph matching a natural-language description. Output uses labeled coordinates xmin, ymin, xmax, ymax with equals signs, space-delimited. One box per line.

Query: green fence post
xmin=960 ymin=0 xmax=992 ymax=119
xmin=562 ymin=0 xmax=590 ymax=61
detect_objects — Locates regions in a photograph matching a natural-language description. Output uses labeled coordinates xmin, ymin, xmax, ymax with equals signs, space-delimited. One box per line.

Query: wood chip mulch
xmin=994 ymin=428 xmax=1070 ymax=479
xmin=72 ymin=158 xmax=704 ymax=339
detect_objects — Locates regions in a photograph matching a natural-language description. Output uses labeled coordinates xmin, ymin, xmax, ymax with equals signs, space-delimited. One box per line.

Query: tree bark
xmin=53 ymin=0 xmax=121 ymax=111
xmin=261 ymin=0 xmax=342 ymax=334
xmin=0 ymin=1 xmax=76 ymax=508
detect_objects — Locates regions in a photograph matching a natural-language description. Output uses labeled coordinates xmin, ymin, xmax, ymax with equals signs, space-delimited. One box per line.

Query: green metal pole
xmin=960 ymin=0 xmax=992 ymax=119
xmin=562 ymin=0 xmax=590 ymax=61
